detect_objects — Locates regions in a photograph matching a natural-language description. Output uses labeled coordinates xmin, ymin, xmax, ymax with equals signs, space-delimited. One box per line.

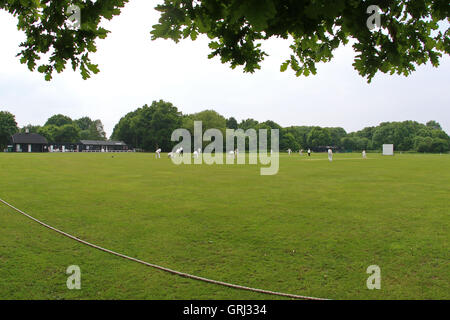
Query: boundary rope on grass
xmin=0 ymin=197 xmax=329 ymax=300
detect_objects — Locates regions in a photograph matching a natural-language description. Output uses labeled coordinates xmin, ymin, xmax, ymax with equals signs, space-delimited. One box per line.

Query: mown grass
xmin=0 ymin=152 xmax=448 ymax=299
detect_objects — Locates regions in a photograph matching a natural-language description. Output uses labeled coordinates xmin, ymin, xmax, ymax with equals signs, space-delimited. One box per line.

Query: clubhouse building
xmin=10 ymin=132 xmax=48 ymax=153
xmin=8 ymin=132 xmax=129 ymax=153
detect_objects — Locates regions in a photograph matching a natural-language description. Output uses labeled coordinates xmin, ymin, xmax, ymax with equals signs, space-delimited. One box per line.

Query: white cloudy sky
xmin=1 ymin=1 xmax=449 ymax=137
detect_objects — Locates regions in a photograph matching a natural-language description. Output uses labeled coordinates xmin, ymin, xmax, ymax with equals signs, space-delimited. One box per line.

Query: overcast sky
xmin=1 ymin=1 xmax=449 ymax=137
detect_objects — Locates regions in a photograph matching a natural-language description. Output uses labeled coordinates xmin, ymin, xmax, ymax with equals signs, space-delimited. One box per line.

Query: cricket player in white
xmin=156 ymin=148 xmax=161 ymax=158
xmin=288 ymin=148 xmax=292 ymax=155
xmin=362 ymin=150 xmax=367 ymax=159
xmin=328 ymin=148 xmax=333 ymax=162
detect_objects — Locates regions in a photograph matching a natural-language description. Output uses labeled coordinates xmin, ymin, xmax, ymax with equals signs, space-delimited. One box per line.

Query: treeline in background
xmin=1 ymin=100 xmax=449 ymax=153
xmin=109 ymin=100 xmax=450 ymax=153
xmin=0 ymin=112 xmax=106 ymax=148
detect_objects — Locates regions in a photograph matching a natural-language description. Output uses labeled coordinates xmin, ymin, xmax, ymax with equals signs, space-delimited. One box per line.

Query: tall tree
xmin=74 ymin=117 xmax=93 ymax=131
xmin=112 ymin=100 xmax=182 ymax=151
xmin=0 ymin=111 xmax=18 ymax=149
xmin=426 ymin=120 xmax=442 ymax=131
xmin=226 ymin=117 xmax=238 ymax=130
xmin=45 ymin=114 xmax=73 ymax=127
xmin=53 ymin=124 xmax=81 ymax=143
xmin=280 ymin=132 xmax=300 ymax=151
xmin=38 ymin=125 xmax=59 ymax=143
xmin=2 ymin=1 xmax=447 ymax=81
xmin=238 ymin=118 xmax=259 ymax=130
xmin=307 ymin=127 xmax=331 ymax=148
xmin=183 ymin=110 xmax=227 ymax=134
xmin=327 ymin=127 xmax=347 ymax=147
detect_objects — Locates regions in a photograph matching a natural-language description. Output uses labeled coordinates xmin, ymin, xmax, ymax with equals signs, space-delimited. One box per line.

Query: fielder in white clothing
xmin=155 ymin=148 xmax=161 ymax=158
xmin=328 ymin=148 xmax=333 ymax=162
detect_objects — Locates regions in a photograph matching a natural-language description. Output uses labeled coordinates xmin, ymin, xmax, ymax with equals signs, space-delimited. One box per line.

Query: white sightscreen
xmin=383 ymin=144 xmax=394 ymax=156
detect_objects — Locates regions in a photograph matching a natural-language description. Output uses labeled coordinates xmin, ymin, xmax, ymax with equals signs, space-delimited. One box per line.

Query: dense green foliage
xmin=1 ymin=1 xmax=448 ymax=81
xmin=0 ymin=111 xmax=18 ymax=149
xmin=36 ymin=115 xmax=106 ymax=143
xmin=109 ymin=101 xmax=450 ymax=152
xmin=76 ymin=118 xmax=107 ymax=141
xmin=14 ymin=115 xmax=107 ymax=144
xmin=226 ymin=117 xmax=238 ymax=130
xmin=182 ymin=110 xmax=227 ymax=135
xmin=45 ymin=114 xmax=73 ymax=127
xmin=152 ymin=0 xmax=449 ymax=81
xmin=348 ymin=120 xmax=450 ymax=152
xmin=111 ymin=100 xmax=182 ymax=151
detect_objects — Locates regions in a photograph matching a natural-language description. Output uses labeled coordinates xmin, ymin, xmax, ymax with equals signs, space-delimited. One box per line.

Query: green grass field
xmin=0 ymin=152 xmax=448 ymax=300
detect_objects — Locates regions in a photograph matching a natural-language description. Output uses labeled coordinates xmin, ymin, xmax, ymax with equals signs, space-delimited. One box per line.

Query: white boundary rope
xmin=0 ymin=198 xmax=329 ymax=300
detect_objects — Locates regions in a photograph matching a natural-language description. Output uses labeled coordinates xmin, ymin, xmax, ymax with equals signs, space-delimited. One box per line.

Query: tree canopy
xmin=0 ymin=111 xmax=18 ymax=149
xmin=1 ymin=0 xmax=448 ymax=81
xmin=45 ymin=114 xmax=73 ymax=127
xmin=111 ymin=100 xmax=183 ymax=151
xmin=36 ymin=115 xmax=106 ymax=143
xmin=183 ymin=110 xmax=227 ymax=134
xmin=226 ymin=117 xmax=238 ymax=130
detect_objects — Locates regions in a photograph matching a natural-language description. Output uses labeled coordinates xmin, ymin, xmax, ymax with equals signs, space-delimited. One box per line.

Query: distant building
xmin=10 ymin=132 xmax=48 ymax=152
xmin=79 ymin=140 xmax=129 ymax=152
xmin=7 ymin=134 xmax=129 ymax=153
xmin=47 ymin=142 xmax=80 ymax=153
